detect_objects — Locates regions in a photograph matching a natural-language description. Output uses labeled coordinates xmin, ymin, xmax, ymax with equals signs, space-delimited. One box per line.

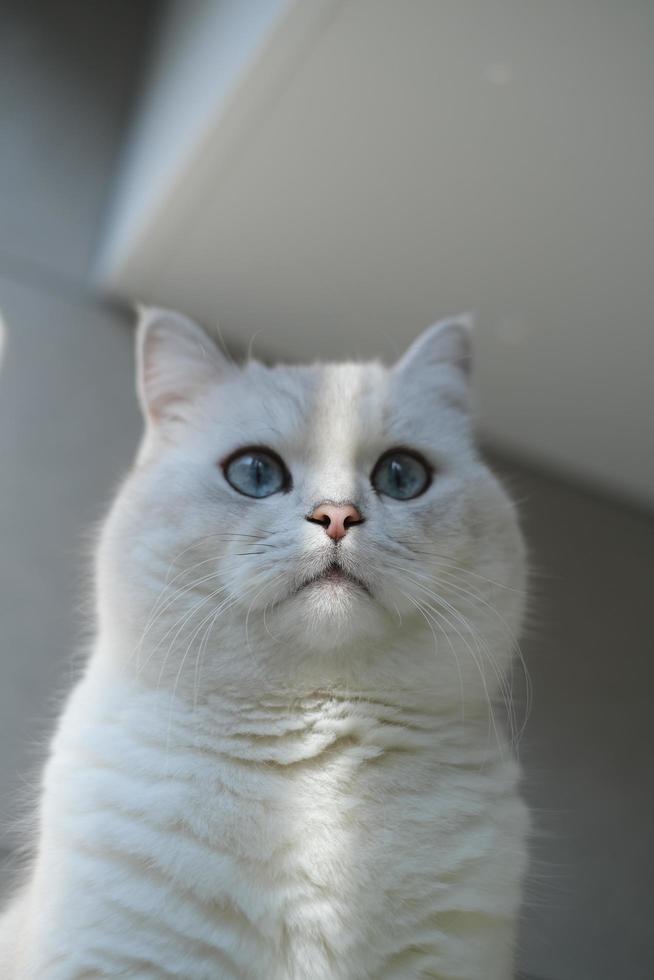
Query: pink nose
xmin=307 ymin=502 xmax=363 ymax=541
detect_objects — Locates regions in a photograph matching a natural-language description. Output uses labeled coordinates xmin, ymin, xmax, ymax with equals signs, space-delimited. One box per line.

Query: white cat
xmin=0 ymin=310 xmax=529 ymax=979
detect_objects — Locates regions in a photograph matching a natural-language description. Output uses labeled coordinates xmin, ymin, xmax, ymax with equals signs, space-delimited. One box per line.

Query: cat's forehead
xmin=202 ymin=357 xmax=459 ymax=454
xmin=211 ymin=361 xmax=386 ymax=440
xmin=259 ymin=360 xmax=386 ymax=407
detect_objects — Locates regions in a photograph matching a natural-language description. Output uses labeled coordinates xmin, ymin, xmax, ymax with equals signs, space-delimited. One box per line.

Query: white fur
xmin=0 ymin=311 xmax=529 ymax=978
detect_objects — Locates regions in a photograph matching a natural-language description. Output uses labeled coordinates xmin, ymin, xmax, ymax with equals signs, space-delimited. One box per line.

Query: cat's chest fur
xmin=21 ymin=670 xmax=526 ymax=979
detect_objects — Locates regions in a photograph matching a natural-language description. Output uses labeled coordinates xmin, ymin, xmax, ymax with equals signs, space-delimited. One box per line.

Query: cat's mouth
xmin=299 ymin=562 xmax=370 ymax=595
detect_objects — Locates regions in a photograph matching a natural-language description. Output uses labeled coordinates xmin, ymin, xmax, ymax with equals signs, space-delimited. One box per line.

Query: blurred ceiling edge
xmin=94 ymin=0 xmax=654 ymax=514
xmin=95 ymin=0 xmax=339 ymax=290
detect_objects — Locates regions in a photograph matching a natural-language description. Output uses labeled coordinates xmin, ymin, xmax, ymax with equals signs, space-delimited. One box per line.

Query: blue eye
xmin=224 ymin=448 xmax=290 ymax=498
xmin=371 ymin=450 xmax=431 ymax=500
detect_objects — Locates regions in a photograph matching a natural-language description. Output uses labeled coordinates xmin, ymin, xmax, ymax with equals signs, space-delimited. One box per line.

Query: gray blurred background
xmin=0 ymin=3 xmax=653 ymax=979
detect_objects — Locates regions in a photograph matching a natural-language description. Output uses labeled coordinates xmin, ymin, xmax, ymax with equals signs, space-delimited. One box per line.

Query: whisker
xmin=399 ymin=588 xmax=466 ymax=724
xmin=383 ymin=559 xmax=514 ymax=752
xmin=392 ymin=558 xmax=530 ymax=743
xmin=414 ymin=588 xmax=505 ymax=754
xmin=150 ymin=584 xmax=231 ymax=686
xmin=425 ymin=568 xmax=532 ymax=740
xmin=386 ymin=541 xmax=526 ymax=594
xmin=134 ymin=551 xmax=274 ymax=667
xmin=244 ymin=573 xmax=287 ymax=653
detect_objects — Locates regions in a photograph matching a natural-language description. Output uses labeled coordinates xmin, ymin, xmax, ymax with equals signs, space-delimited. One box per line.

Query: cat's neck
xmin=89 ymin=618 xmax=506 ymax=732
xmin=72 ymin=652 xmax=503 ymax=775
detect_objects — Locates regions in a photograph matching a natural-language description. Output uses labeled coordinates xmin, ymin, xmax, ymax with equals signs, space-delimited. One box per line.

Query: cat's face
xmin=99 ymin=311 xmax=525 ymax=698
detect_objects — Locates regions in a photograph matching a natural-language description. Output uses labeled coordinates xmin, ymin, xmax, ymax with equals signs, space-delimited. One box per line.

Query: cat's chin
xmin=272 ymin=579 xmax=389 ymax=651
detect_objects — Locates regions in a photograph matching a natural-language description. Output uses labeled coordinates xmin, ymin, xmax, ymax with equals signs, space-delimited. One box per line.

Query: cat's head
xmin=98 ymin=310 xmax=525 ymax=701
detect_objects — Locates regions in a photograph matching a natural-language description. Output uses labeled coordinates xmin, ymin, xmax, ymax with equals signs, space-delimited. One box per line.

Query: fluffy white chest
xmin=13 ymin=678 xmax=527 ymax=980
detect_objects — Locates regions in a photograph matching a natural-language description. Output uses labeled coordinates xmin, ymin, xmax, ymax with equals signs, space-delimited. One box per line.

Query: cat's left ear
xmin=394 ymin=314 xmax=473 ymax=407
xmin=136 ymin=307 xmax=233 ymax=427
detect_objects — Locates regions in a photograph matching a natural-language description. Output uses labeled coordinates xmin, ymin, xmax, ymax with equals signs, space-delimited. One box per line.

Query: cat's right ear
xmin=135 ymin=307 xmax=232 ymax=427
xmin=393 ymin=315 xmax=473 ymax=411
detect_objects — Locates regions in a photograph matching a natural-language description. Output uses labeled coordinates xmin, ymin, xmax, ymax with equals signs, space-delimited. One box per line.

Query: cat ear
xmin=394 ymin=315 xmax=473 ymax=409
xmin=395 ymin=314 xmax=473 ymax=378
xmin=136 ymin=307 xmax=232 ymax=426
